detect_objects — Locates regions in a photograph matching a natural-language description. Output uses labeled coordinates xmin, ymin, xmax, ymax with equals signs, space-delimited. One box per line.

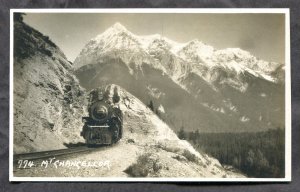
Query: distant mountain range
xmin=74 ymin=22 xmax=285 ymax=132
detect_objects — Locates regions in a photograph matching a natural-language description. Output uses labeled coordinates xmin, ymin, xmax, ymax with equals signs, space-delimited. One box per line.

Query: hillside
xmin=15 ymin=84 xmax=245 ymax=178
xmin=13 ymin=17 xmax=87 ymax=154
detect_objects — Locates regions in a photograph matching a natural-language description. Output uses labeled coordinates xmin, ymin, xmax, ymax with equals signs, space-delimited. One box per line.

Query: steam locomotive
xmin=81 ymin=85 xmax=123 ymax=146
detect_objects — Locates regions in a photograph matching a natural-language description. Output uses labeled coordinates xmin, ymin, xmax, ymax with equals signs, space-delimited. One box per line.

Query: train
xmin=80 ymin=85 xmax=123 ymax=146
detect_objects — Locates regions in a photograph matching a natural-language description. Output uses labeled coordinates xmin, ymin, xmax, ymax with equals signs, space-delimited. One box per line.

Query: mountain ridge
xmin=74 ymin=22 xmax=285 ymax=133
xmin=74 ymin=22 xmax=284 ymax=86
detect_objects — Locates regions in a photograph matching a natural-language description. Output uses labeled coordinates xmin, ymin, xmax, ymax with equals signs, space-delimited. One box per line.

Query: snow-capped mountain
xmin=74 ymin=23 xmax=283 ymax=87
xmin=74 ymin=23 xmax=285 ymax=132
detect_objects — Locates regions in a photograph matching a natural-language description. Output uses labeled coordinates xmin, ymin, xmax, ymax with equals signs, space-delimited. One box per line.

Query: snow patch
xmin=146 ymin=85 xmax=165 ymax=99
xmin=201 ymin=103 xmax=225 ymax=114
xmin=260 ymin=93 xmax=267 ymax=97
xmin=240 ymin=116 xmax=250 ymax=122
xmin=157 ymin=104 xmax=165 ymax=114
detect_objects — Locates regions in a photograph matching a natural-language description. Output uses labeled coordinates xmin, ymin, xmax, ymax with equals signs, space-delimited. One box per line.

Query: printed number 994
xmin=17 ymin=160 xmax=35 ymax=169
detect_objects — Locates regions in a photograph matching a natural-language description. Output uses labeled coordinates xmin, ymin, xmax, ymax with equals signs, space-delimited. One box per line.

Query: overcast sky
xmin=24 ymin=13 xmax=285 ymax=63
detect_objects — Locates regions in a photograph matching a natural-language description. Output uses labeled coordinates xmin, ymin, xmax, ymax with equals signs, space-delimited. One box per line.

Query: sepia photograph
xmin=9 ymin=9 xmax=291 ymax=182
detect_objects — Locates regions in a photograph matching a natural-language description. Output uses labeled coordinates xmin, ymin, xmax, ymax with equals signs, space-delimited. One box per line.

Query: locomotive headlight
xmin=94 ymin=105 xmax=108 ymax=119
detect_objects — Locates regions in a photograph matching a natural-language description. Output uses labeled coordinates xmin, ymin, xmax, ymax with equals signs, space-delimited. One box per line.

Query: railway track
xmin=13 ymin=146 xmax=104 ymax=163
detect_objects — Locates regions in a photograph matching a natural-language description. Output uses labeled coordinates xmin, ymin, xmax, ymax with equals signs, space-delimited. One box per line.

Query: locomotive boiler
xmin=81 ymin=85 xmax=123 ymax=146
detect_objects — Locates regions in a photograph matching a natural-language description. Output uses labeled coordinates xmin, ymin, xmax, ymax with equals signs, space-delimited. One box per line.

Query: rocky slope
xmin=15 ymin=84 xmax=245 ymax=178
xmin=74 ymin=23 xmax=285 ymax=132
xmin=13 ymin=18 xmax=87 ymax=154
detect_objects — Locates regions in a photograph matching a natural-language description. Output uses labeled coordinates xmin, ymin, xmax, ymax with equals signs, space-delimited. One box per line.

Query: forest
xmin=178 ymin=128 xmax=285 ymax=178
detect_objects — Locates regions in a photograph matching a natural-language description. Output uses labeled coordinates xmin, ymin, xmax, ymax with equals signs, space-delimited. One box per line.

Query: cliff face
xmin=13 ymin=19 xmax=87 ymax=154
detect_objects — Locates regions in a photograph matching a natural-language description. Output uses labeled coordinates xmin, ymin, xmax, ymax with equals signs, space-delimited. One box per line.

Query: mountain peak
xmin=189 ymin=39 xmax=201 ymax=44
xmin=111 ymin=22 xmax=127 ymax=31
xmin=185 ymin=39 xmax=207 ymax=47
xmin=92 ymin=22 xmax=133 ymax=42
xmin=99 ymin=22 xmax=133 ymax=37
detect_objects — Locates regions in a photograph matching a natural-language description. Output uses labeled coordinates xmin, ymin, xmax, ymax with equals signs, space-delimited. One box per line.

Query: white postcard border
xmin=9 ymin=8 xmax=291 ymax=182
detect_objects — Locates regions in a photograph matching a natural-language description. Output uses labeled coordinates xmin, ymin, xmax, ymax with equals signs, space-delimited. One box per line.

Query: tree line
xmin=178 ymin=127 xmax=285 ymax=178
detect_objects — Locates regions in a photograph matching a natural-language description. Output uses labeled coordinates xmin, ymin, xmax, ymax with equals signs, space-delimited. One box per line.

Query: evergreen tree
xmin=256 ymin=149 xmax=270 ymax=176
xmin=195 ymin=129 xmax=200 ymax=139
xmin=14 ymin=13 xmax=26 ymax=22
xmin=113 ymin=87 xmax=120 ymax=103
xmin=178 ymin=126 xmax=186 ymax=140
xmin=182 ymin=129 xmax=285 ymax=178
xmin=148 ymin=100 xmax=154 ymax=111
